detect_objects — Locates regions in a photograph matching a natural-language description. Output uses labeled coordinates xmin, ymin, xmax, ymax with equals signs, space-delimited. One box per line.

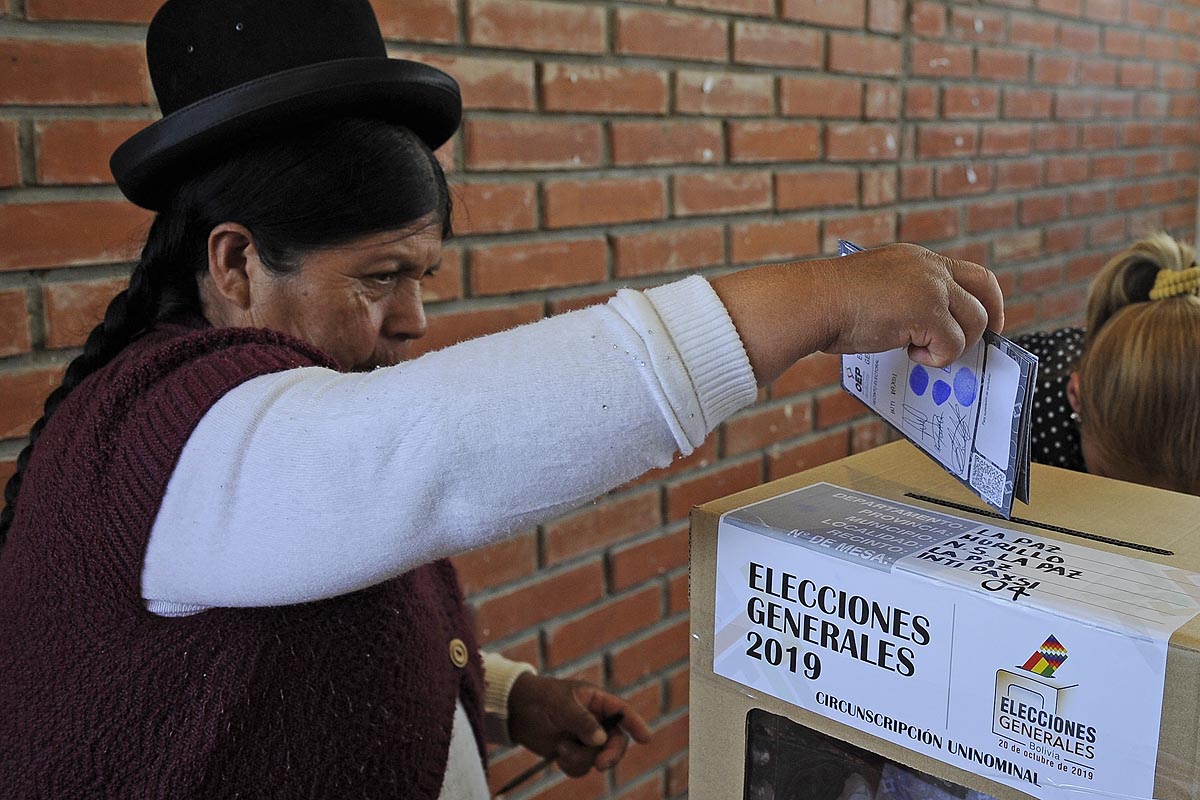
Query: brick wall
xmin=1 ymin=0 xmax=1198 ymax=797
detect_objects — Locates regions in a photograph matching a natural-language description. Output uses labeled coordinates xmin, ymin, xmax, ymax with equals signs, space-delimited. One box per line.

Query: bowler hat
xmin=110 ymin=0 xmax=462 ymax=210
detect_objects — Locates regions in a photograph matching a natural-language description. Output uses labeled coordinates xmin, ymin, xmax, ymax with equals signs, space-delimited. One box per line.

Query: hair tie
xmin=1149 ymin=266 xmax=1200 ymax=300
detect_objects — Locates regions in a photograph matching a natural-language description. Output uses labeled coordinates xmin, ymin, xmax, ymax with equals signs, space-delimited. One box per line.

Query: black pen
xmin=494 ymin=713 xmax=626 ymax=796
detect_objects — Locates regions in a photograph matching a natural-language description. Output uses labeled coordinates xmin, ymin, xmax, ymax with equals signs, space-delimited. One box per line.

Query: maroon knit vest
xmin=0 ymin=322 xmax=486 ymax=799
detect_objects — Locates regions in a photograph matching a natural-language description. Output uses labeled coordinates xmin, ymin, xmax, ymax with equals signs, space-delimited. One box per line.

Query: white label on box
xmin=714 ymin=484 xmax=1200 ymax=800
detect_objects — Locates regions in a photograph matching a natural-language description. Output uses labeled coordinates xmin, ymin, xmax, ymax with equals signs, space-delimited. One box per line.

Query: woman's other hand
xmin=711 ymin=243 xmax=1005 ymax=385
xmin=507 ymin=673 xmax=652 ymax=776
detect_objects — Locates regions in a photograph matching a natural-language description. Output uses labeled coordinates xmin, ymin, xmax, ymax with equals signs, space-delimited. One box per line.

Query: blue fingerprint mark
xmin=932 ymin=380 xmax=952 ymax=406
xmin=954 ymin=367 xmax=977 ymax=407
xmin=909 ymin=365 xmax=929 ymax=396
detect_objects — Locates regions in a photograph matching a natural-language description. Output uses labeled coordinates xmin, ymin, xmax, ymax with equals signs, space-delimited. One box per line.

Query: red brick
xmin=615 ymin=714 xmax=690 ymax=786
xmin=1126 ymin=0 xmax=1161 ymax=26
xmin=609 ymin=620 xmax=690 ymax=689
xmin=852 ymin=418 xmax=892 ymax=453
xmin=451 ymin=182 xmax=536 ymax=236
xmin=1033 ymin=123 xmax=1078 ymax=151
xmin=816 ymin=388 xmax=869 ymax=428
xmin=782 ymin=0 xmax=866 ymax=28
xmin=674 ymin=172 xmax=770 ymax=217
xmin=917 ymin=125 xmax=977 ymax=158
xmin=776 ymin=169 xmax=857 ymax=210
xmin=911 ymin=42 xmax=972 ymax=78
xmin=452 ymin=531 xmax=537 ymax=595
xmin=733 ymin=21 xmax=823 ymax=69
xmin=543 ymin=177 xmax=665 ymax=229
xmin=376 ymin=0 xmax=458 ymax=43
xmin=611 ymin=121 xmax=723 ymax=166
xmin=542 ymin=64 xmax=667 ymax=115
xmin=1135 ymin=94 xmax=1168 ymax=118
xmin=1104 ymin=29 xmax=1142 ymax=58
xmin=1160 ymin=65 xmax=1197 ymax=92
xmin=1040 ymin=286 xmax=1085 ymax=320
xmin=899 ymin=207 xmax=959 ymax=243
xmin=865 ymin=82 xmax=901 ymax=120
xmin=1122 ymin=122 xmax=1157 ymax=147
xmin=1004 ymin=300 xmax=1038 ymax=333
xmin=862 ymin=167 xmax=897 ymax=206
xmin=668 ymin=573 xmax=688 ymax=615
xmin=967 ymin=199 xmax=1017 ymax=233
xmin=678 ymin=0 xmax=773 ymax=13
xmin=612 ymin=225 xmax=724 ymax=279
xmin=25 ymin=0 xmax=158 ymax=23
xmin=675 ymin=71 xmax=773 ymax=117
xmin=464 ymin=119 xmax=601 ymax=171
xmin=34 ymin=119 xmax=145 ymax=185
xmin=1004 ymin=89 xmax=1054 ymax=119
xmin=730 ymin=218 xmax=821 ymax=264
xmin=471 ymin=238 xmax=607 ymax=295
xmin=423 ymin=249 xmax=463 ymax=304
xmin=1069 ymin=188 xmax=1108 ymax=216
xmin=901 ymin=165 xmax=933 ymax=200
xmin=544 ymin=489 xmax=662 ymax=566
xmin=1010 ymin=14 xmax=1057 ymax=48
xmin=410 ymin=302 xmax=542 ymax=357
xmin=0 ymin=40 xmax=150 ymax=106
xmin=41 ymin=276 xmax=126 ymax=350
xmin=997 ymin=161 xmax=1042 ymax=191
xmin=976 ymin=48 xmax=1029 ymax=82
xmin=400 ymin=53 xmax=533 ymax=110
xmin=829 ymin=32 xmax=903 ymax=77
xmin=1021 ymin=195 xmax=1067 ymax=225
xmin=723 ymin=401 xmax=814 ymax=456
xmin=1046 ymin=155 xmax=1089 ymax=185
xmin=525 ymin=771 xmax=608 ymax=800
xmin=826 ymin=124 xmax=898 ymax=161
xmin=610 ymin=526 xmax=690 ymax=591
xmin=993 ymin=230 xmax=1043 ymax=263
xmin=545 ymin=587 xmax=661 ymax=667
xmin=469 ymin=0 xmax=605 ymax=54
xmin=615 ymin=8 xmax=728 ymax=62
xmin=942 ymin=86 xmax=999 ymax=119
xmin=869 ymin=0 xmax=905 ymax=33
xmin=781 ymin=76 xmax=863 ymax=118
xmin=1035 ymin=55 xmax=1077 ymax=85
xmin=1080 ymin=124 xmax=1118 ymax=150
xmin=0 ymin=120 xmax=19 ymax=187
xmin=1056 ymin=91 xmax=1100 ymax=119
xmin=771 ymin=352 xmax=841 ymax=398
xmin=981 ymin=124 xmax=1033 ymax=156
xmin=937 ymin=163 xmax=993 ymax=197
xmin=904 ymin=86 xmax=938 ymax=119
xmin=1040 ymin=0 xmax=1082 ymax=15
xmin=0 ymin=289 xmax=30 ymax=356
xmin=1134 ymin=154 xmax=1165 ymax=178
xmin=1086 ymin=0 xmax=1123 ymax=23
xmin=0 ymin=202 xmax=151 ymax=272
xmin=909 ymin=2 xmax=946 ymax=37
xmin=949 ymin=8 xmax=1006 ymax=43
xmin=1060 ymin=25 xmax=1101 ymax=55
xmin=729 ymin=121 xmax=820 ymax=163
xmin=473 ymin=559 xmax=604 ymax=642
xmin=665 ymin=458 xmax=760 ymax=521
xmin=546 ymin=289 xmax=616 ymax=316
xmin=767 ymin=430 xmax=850 ymax=480
xmin=0 ymin=366 xmax=65 ymax=439
xmin=823 ymin=211 xmax=896 ymax=250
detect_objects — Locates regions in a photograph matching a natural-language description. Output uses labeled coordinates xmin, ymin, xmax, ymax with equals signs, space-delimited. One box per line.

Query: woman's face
xmin=235 ymin=214 xmax=443 ymax=371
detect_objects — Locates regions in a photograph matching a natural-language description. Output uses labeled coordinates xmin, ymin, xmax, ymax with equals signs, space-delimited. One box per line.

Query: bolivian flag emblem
xmin=1021 ymin=635 xmax=1067 ymax=677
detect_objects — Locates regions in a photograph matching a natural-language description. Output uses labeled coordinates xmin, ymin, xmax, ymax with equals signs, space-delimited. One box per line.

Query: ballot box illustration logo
xmin=992 ymin=635 xmax=1098 ymax=765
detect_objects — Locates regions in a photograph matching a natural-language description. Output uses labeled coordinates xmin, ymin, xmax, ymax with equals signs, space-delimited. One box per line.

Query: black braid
xmin=0 ymin=212 xmax=195 ymax=546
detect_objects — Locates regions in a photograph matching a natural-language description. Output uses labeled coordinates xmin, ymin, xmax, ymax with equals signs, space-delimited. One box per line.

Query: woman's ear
xmin=206 ymin=222 xmax=261 ymax=311
xmin=1067 ymin=371 xmax=1082 ymax=417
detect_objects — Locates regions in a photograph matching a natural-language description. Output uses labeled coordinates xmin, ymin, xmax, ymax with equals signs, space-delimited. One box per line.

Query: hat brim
xmin=110 ymin=57 xmax=462 ymax=210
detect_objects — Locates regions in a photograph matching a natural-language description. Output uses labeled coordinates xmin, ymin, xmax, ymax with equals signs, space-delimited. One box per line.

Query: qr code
xmin=969 ymin=452 xmax=1007 ymax=509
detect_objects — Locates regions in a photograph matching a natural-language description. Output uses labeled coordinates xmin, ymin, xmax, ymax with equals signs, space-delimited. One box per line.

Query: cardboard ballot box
xmin=689 ymin=441 xmax=1200 ymax=800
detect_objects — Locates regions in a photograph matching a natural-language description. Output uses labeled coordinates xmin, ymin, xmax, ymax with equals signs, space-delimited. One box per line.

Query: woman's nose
xmin=385 ymin=285 xmax=427 ymax=340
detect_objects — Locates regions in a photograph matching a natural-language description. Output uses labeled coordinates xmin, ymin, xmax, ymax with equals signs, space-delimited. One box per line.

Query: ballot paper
xmin=837 ymin=240 xmax=1038 ymax=517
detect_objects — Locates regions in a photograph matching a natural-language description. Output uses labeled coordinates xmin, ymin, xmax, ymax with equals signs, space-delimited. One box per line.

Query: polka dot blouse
xmin=1012 ymin=327 xmax=1085 ymax=472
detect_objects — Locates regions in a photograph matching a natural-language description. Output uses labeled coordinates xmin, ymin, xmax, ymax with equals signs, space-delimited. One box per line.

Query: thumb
xmin=563 ymin=689 xmax=607 ymax=747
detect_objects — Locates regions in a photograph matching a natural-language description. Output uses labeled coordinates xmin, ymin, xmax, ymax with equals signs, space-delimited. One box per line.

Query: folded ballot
xmin=837 ymin=240 xmax=1038 ymax=517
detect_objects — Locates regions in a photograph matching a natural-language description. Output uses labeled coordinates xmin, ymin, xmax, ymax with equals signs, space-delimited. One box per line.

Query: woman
xmin=1017 ymin=232 xmax=1200 ymax=494
xmin=0 ymin=1 xmax=1003 ymax=797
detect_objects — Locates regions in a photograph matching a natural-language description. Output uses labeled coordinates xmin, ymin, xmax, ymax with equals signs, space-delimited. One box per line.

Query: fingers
xmin=946 ymin=256 xmax=1005 ymax=334
xmin=580 ymin=688 xmax=653 ymax=744
xmin=556 ymin=740 xmax=598 ymax=777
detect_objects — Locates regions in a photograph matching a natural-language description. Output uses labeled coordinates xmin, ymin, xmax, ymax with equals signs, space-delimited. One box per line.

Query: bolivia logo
xmin=993 ymin=634 xmax=1079 ymax=744
xmin=1020 ymin=635 xmax=1067 ymax=678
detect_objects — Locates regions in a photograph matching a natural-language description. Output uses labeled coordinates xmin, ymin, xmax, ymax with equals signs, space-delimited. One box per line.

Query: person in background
xmin=0 ymin=1 xmax=1004 ymax=797
xmin=1016 ymin=232 xmax=1200 ymax=495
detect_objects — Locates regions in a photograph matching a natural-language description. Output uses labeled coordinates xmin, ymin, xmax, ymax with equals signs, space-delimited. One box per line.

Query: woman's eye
xmin=369 ymin=272 xmax=401 ymax=285
xmin=420 ymin=267 xmax=440 ymax=284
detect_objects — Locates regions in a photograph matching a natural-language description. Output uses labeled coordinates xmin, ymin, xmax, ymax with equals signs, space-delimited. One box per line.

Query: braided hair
xmin=0 ymin=118 xmax=452 ymax=546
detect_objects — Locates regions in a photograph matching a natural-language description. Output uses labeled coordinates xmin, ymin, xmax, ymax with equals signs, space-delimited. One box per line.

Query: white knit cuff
xmin=645 ymin=276 xmax=757 ymax=433
xmin=482 ymin=651 xmax=537 ymax=745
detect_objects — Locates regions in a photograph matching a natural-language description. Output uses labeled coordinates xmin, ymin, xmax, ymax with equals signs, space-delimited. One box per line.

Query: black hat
xmin=110 ymin=0 xmax=462 ymax=210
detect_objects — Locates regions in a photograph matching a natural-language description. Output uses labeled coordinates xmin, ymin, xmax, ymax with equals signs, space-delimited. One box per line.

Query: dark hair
xmin=0 ymin=118 xmax=452 ymax=545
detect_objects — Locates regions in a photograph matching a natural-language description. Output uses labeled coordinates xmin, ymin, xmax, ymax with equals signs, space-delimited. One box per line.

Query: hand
xmin=506 ymin=673 xmax=652 ymax=776
xmin=711 ymin=243 xmax=1004 ymax=384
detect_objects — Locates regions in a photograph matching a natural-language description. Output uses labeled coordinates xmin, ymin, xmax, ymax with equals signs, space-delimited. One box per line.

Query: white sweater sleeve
xmin=142 ymin=276 xmax=756 ymax=611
